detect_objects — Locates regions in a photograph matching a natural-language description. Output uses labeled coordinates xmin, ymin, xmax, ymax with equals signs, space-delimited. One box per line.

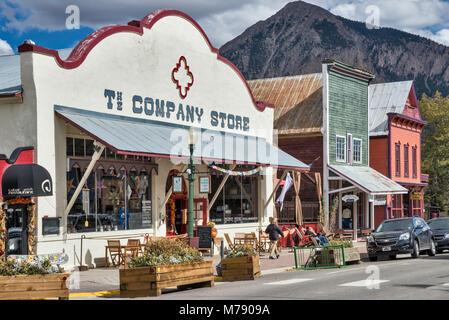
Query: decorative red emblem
xmin=172 ymin=56 xmax=194 ymax=99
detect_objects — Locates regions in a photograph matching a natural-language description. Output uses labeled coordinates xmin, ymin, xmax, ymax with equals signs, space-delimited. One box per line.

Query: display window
xmin=66 ymin=137 xmax=153 ymax=233
xmin=208 ymin=165 xmax=258 ymax=224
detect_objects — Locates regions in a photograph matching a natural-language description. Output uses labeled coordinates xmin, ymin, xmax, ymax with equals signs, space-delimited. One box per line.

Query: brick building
xmin=369 ymin=81 xmax=427 ymax=227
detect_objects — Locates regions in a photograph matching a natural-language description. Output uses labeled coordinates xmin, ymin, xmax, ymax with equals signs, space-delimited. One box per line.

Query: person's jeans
xmin=269 ymin=240 xmax=279 ymax=257
xmin=319 ymin=236 xmax=328 ymax=244
xmin=314 ymin=236 xmax=329 ymax=245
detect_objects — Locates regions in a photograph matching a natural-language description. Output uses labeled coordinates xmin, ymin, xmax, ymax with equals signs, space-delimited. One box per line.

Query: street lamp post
xmin=187 ymin=127 xmax=197 ymax=238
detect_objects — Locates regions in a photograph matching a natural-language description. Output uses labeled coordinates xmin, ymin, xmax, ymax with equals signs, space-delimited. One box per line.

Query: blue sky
xmin=0 ymin=0 xmax=449 ymax=56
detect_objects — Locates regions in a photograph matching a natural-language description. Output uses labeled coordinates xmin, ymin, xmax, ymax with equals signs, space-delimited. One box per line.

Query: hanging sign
xmin=342 ymin=194 xmax=359 ymax=203
xmin=199 ymin=176 xmax=211 ymax=193
xmin=172 ymin=176 xmax=183 ymax=193
xmin=410 ymin=192 xmax=423 ymax=200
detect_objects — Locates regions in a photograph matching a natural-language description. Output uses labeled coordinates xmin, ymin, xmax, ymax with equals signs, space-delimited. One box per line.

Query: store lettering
xmin=210 ymin=111 xmax=249 ymax=132
xmin=132 ymin=94 xmax=204 ymax=124
xmin=105 ymin=89 xmax=249 ymax=132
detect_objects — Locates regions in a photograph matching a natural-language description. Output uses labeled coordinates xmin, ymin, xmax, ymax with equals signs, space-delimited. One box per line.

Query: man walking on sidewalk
xmin=265 ymin=217 xmax=284 ymax=259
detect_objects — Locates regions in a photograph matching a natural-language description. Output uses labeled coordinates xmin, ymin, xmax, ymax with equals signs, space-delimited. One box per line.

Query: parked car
xmin=427 ymin=217 xmax=449 ymax=253
xmin=367 ymin=217 xmax=435 ymax=261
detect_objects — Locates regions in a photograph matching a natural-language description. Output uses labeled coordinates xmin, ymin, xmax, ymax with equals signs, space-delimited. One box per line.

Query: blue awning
xmin=329 ymin=165 xmax=408 ymax=194
xmin=55 ymin=105 xmax=309 ymax=170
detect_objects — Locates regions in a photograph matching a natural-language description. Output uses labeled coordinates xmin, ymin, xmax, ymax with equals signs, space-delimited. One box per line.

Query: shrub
xmin=328 ymin=240 xmax=353 ymax=248
xmin=226 ymin=244 xmax=257 ymax=258
xmin=0 ymin=258 xmax=63 ymax=276
xmin=129 ymin=238 xmax=203 ymax=268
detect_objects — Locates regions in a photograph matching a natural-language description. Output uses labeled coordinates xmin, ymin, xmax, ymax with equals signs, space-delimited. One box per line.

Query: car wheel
xmin=411 ymin=240 xmax=420 ymax=258
xmin=428 ymin=240 xmax=436 ymax=256
xmin=437 ymin=249 xmax=443 ymax=254
xmin=369 ymin=256 xmax=378 ymax=262
xmin=388 ymin=254 xmax=396 ymax=260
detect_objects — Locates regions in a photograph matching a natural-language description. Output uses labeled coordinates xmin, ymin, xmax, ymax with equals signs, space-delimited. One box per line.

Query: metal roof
xmin=368 ymin=80 xmax=413 ymax=136
xmin=248 ymin=73 xmax=323 ymax=136
xmin=329 ymin=164 xmax=408 ymax=195
xmin=55 ymin=105 xmax=309 ymax=170
xmin=0 ymin=48 xmax=72 ymax=96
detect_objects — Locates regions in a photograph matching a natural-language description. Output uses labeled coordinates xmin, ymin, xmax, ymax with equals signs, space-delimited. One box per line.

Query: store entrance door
xmin=5 ymin=203 xmax=28 ymax=255
xmin=165 ymin=169 xmax=188 ymax=236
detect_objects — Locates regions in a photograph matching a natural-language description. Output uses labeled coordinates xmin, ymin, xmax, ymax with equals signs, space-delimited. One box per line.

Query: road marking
xmin=265 ymin=278 xmax=313 ymax=285
xmin=339 ymin=279 xmax=389 ymax=287
xmin=327 ymin=267 xmax=365 ymax=275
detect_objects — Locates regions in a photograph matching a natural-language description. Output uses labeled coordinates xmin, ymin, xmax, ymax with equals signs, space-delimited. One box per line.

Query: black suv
xmin=427 ymin=217 xmax=449 ymax=253
xmin=367 ymin=217 xmax=435 ymax=261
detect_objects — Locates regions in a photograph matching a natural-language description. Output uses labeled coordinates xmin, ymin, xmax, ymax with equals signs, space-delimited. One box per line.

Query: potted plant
xmin=120 ymin=238 xmax=214 ymax=298
xmin=0 ymin=257 xmax=69 ymax=300
xmin=221 ymin=244 xmax=261 ymax=281
xmin=328 ymin=240 xmax=360 ymax=264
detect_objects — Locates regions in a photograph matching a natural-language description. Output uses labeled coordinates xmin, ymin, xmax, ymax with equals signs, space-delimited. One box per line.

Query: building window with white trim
xmin=336 ymin=136 xmax=346 ymax=162
xmin=353 ymin=138 xmax=362 ymax=163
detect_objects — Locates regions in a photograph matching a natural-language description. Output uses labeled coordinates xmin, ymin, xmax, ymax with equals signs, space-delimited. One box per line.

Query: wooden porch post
xmin=353 ymin=198 xmax=358 ymax=241
xmin=338 ymin=180 xmax=342 ymax=229
xmin=315 ymin=172 xmax=323 ymax=227
xmin=207 ymin=164 xmax=237 ymax=212
xmin=292 ymin=171 xmax=303 ymax=225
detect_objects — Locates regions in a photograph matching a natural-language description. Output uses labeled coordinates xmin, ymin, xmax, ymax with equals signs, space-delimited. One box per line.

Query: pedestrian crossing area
xmin=262 ymin=276 xmax=391 ymax=289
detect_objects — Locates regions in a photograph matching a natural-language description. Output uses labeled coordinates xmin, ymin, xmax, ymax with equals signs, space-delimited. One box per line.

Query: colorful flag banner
xmin=206 ymin=163 xmax=261 ymax=176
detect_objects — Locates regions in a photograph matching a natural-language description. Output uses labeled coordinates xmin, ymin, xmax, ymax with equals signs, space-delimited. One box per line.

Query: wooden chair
xmin=224 ymin=233 xmax=236 ymax=250
xmin=105 ymin=240 xmax=124 ymax=267
xmin=297 ymin=228 xmax=316 ymax=247
xmin=258 ymin=230 xmax=270 ymax=253
xmin=123 ymin=239 xmax=142 ymax=268
xmin=361 ymin=229 xmax=372 ymax=236
xmin=321 ymin=225 xmax=336 ymax=240
xmin=334 ymin=229 xmax=353 ymax=240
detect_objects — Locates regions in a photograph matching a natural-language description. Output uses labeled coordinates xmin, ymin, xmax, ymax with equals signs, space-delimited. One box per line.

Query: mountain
xmin=219 ymin=1 xmax=449 ymax=98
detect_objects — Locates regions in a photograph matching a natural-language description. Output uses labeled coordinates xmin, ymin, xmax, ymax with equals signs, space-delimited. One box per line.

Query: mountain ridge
xmin=219 ymin=1 xmax=449 ymax=98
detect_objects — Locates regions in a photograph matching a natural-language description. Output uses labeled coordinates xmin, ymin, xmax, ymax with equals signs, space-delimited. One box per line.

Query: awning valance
xmin=55 ymin=106 xmax=309 ymax=171
xmin=329 ymin=165 xmax=408 ymax=195
xmin=2 ymin=164 xmax=53 ymax=198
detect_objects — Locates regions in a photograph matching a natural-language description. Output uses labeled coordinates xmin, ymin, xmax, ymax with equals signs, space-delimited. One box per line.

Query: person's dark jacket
xmin=265 ymin=224 xmax=284 ymax=241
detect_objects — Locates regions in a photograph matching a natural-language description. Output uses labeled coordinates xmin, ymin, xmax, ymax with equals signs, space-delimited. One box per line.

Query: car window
xmin=376 ymin=219 xmax=413 ymax=232
xmin=428 ymin=219 xmax=449 ymax=230
xmin=413 ymin=219 xmax=423 ymax=228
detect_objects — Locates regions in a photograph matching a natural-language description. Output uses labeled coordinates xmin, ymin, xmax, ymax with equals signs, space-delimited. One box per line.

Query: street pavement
xmin=65 ymin=242 xmax=449 ymax=300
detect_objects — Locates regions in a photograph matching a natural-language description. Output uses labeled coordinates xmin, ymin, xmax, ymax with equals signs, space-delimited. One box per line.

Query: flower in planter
xmin=226 ymin=244 xmax=257 ymax=258
xmin=0 ymin=257 xmax=64 ymax=276
xmin=129 ymin=238 xmax=203 ymax=268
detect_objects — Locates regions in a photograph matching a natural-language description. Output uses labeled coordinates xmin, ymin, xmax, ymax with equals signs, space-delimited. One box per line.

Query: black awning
xmin=2 ymin=164 xmax=53 ymax=198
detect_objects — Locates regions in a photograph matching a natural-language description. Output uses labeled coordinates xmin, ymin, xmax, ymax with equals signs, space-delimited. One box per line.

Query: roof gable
xmin=248 ymin=73 xmax=323 ymax=136
xmin=368 ymin=80 xmax=414 ymax=136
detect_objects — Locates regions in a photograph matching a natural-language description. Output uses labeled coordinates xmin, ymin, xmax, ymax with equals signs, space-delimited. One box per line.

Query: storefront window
xmin=395 ymin=143 xmax=401 ymax=177
xmin=336 ymin=136 xmax=346 ymax=162
xmin=209 ymin=166 xmax=258 ymax=224
xmin=392 ymin=194 xmax=403 ymax=218
xmin=66 ymin=137 xmax=153 ymax=233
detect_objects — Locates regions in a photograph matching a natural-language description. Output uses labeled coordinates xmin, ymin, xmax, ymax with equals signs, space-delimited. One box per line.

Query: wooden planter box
xmin=312 ymin=247 xmax=360 ymax=267
xmin=221 ymin=255 xmax=261 ymax=281
xmin=0 ymin=273 xmax=69 ymax=300
xmin=119 ymin=260 xmax=214 ymax=298
xmin=343 ymin=247 xmax=360 ymax=263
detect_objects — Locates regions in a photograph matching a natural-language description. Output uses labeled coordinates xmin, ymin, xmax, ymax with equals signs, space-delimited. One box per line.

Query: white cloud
xmin=0 ymin=39 xmax=13 ymax=56
xmin=1 ymin=0 xmax=449 ymax=47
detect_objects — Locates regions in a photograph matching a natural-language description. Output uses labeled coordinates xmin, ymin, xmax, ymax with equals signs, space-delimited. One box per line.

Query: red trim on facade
xmin=171 ymin=56 xmax=194 ymax=99
xmin=18 ymin=9 xmax=272 ymax=112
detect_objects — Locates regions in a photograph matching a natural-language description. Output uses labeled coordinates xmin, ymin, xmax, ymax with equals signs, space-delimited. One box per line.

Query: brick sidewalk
xmin=70 ymin=242 xmax=367 ymax=294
